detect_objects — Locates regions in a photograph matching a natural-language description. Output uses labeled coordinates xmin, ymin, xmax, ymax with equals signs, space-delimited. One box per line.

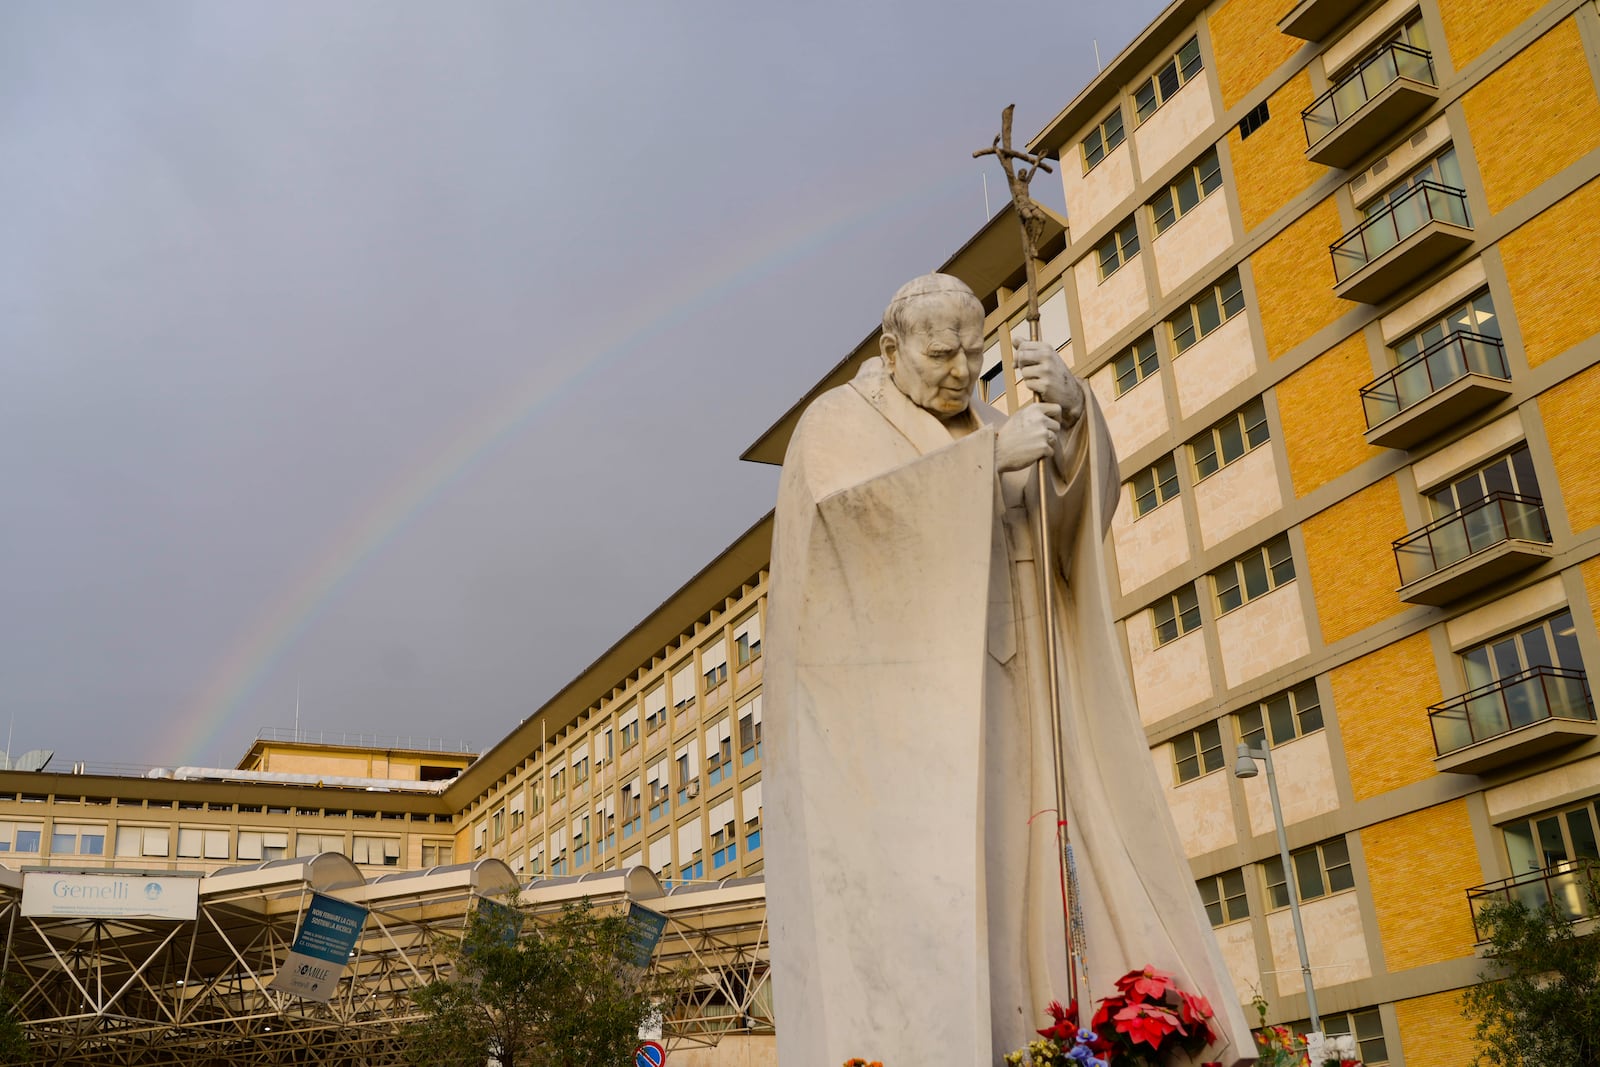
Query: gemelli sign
xmin=21 ymin=872 xmax=200 ymax=921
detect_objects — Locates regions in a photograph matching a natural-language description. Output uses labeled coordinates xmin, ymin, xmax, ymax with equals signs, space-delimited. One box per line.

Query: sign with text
xmin=623 ymin=902 xmax=668 ymax=968
xmin=21 ymin=872 xmax=199 ymax=921
xmin=269 ymin=893 xmax=369 ymax=1002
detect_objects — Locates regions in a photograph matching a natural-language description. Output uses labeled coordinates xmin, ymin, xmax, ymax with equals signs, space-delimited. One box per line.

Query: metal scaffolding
xmin=2 ymin=861 xmax=772 ymax=1066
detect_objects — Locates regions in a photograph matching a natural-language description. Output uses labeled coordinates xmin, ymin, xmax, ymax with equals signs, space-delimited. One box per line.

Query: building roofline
xmin=740 ymin=202 xmax=1067 ymax=468
xmin=1027 ymin=0 xmax=1211 ymax=157
xmin=442 ymin=512 xmax=775 ymax=807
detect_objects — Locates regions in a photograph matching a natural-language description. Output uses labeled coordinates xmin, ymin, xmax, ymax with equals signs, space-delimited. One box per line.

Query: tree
xmin=1462 ymin=871 xmax=1600 ymax=1067
xmin=406 ymin=896 xmax=669 ymax=1067
xmin=0 ymin=979 xmax=29 ymax=1066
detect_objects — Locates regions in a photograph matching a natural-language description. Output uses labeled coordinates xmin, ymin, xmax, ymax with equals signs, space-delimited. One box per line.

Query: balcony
xmin=1429 ymin=665 xmax=1596 ymax=774
xmin=1361 ymin=332 xmax=1512 ymax=449
xmin=1393 ymin=491 xmax=1552 ymax=605
xmin=1304 ymin=43 xmax=1438 ymax=168
xmin=1279 ymin=0 xmax=1357 ymax=40
xmin=1467 ymin=859 xmax=1600 ymax=943
xmin=1332 ymin=181 xmax=1474 ymax=303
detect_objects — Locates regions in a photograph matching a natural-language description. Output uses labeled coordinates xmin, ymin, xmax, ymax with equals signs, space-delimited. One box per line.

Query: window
xmin=237 ymin=830 xmax=288 ymax=861
xmin=1153 ymin=586 xmax=1201 ymax=646
xmin=48 ymin=825 xmax=107 ymax=856
xmin=1427 ymin=445 xmax=1539 ymax=521
xmin=1095 ymin=216 xmax=1141 ymax=280
xmin=734 ymin=613 xmax=762 ymax=667
xmin=710 ymin=801 xmax=738 ymax=870
xmin=1238 ymin=99 xmax=1270 ymax=140
xmin=702 ymin=640 xmax=729 ymax=692
xmin=1112 ymin=334 xmax=1160 ymax=396
xmin=1334 ymin=12 xmax=1428 ymax=85
xmin=1211 ymin=534 xmax=1295 ymax=615
xmin=1281 ymin=1008 xmax=1388 ymax=1065
xmin=981 ymin=362 xmax=1006 ymax=403
xmin=648 ymin=759 xmax=671 ymax=822
xmin=492 ymin=807 xmax=506 ymax=841
xmin=1173 ymin=722 xmax=1225 ymax=783
xmin=1081 ymin=106 xmax=1126 ymax=171
xmin=620 ymin=710 xmax=640 ymax=751
xmin=1363 ymin=146 xmax=1466 ymax=221
xmin=1263 ymin=837 xmax=1354 ymax=908
xmin=1461 ymin=610 xmax=1583 ymax=693
xmin=1237 ymin=680 xmax=1324 ymax=748
xmin=739 ymin=696 xmax=764 ymax=766
xmin=550 ymin=766 xmax=565 ymax=800
xmin=1134 ymin=36 xmax=1203 ymax=122
xmin=510 ymin=796 xmax=525 ymax=831
xmin=113 ymin=826 xmax=168 ymax=858
xmin=743 ymin=781 xmax=763 ymax=854
xmin=645 ymin=688 xmax=668 ymax=734
xmin=296 ymin=833 xmax=344 ymax=858
xmin=671 ymin=661 xmax=696 ymax=712
xmin=676 ymin=744 xmax=699 ymax=805
xmin=1501 ymin=794 xmax=1600 ymax=875
xmin=1197 ymin=868 xmax=1249 ymax=926
xmin=622 ymin=781 xmax=643 ymax=838
xmin=1190 ymin=396 xmax=1269 ymax=480
xmin=680 ymin=859 xmax=704 ymax=881
xmin=421 ymin=840 xmax=451 ymax=866
xmin=1131 ymin=455 xmax=1180 ymax=517
xmin=1391 ymin=288 xmax=1500 ymax=365
xmin=176 ymin=827 xmax=231 ymax=860
xmin=572 ymin=756 xmax=589 ymax=786
xmin=1150 ymin=147 xmax=1223 ymax=235
xmin=705 ymin=718 xmax=734 ymax=787
xmin=1168 ymin=270 xmax=1244 ymax=354
xmin=352 ymin=836 xmax=401 ymax=866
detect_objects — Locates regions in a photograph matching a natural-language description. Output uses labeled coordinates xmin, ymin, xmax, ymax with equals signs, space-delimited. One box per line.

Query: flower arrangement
xmin=1250 ymin=995 xmax=1362 ymax=1067
xmin=1005 ymin=967 xmax=1220 ymax=1067
xmin=841 ymin=1059 xmax=883 ymax=1066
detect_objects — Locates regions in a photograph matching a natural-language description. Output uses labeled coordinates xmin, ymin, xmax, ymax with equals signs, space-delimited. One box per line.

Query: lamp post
xmin=1234 ymin=741 xmax=1321 ymax=1034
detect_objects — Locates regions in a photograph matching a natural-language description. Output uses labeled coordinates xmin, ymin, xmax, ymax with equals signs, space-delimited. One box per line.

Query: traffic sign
xmin=635 ymin=1039 xmax=666 ymax=1067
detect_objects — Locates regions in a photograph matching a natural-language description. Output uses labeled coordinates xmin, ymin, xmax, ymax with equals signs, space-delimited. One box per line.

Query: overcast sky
xmin=1 ymin=1 xmax=1166 ymax=770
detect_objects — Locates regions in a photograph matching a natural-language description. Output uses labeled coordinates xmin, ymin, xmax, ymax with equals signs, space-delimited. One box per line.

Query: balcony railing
xmin=1393 ymin=491 xmax=1550 ymax=586
xmin=1304 ymin=42 xmax=1436 ymax=163
xmin=1467 ymin=859 xmax=1600 ymax=943
xmin=1429 ymin=664 xmax=1594 ymax=757
xmin=1333 ymin=181 xmax=1471 ymax=284
xmin=1361 ymin=331 xmax=1509 ymax=431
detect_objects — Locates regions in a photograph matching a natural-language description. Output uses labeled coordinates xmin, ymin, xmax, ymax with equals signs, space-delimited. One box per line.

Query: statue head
xmin=880 ymin=273 xmax=985 ymax=420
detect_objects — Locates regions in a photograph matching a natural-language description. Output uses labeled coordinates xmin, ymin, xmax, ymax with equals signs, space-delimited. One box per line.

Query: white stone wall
xmin=1129 ymin=622 xmax=1213 ymax=725
xmin=1112 ymin=485 xmax=1191 ymax=597
xmin=1172 ymin=312 xmax=1259 ymax=419
xmin=1132 ymin=73 xmax=1216 ymax=177
xmin=1217 ymin=583 xmax=1311 ymax=690
xmin=1195 ymin=445 xmax=1282 ymax=549
xmin=1154 ymin=191 xmax=1234 ymax=295
xmin=1075 ymin=249 xmax=1151 ymax=354
xmin=1063 ymin=141 xmax=1137 ymax=240
xmin=1091 ymin=365 xmax=1169 ymax=458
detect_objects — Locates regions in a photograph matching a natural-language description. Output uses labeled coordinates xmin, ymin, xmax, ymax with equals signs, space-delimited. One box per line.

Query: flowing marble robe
xmin=763 ymin=356 xmax=1255 ymax=1065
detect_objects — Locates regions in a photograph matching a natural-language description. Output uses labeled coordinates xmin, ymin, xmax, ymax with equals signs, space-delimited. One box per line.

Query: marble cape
xmin=763 ymin=356 xmax=1255 ymax=1065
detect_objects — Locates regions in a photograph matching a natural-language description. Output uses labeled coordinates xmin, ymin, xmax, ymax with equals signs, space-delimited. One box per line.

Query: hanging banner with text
xmin=269 ymin=893 xmax=369 ymax=1002
xmin=622 ymin=902 xmax=668 ymax=968
xmin=21 ymin=872 xmax=199 ymax=921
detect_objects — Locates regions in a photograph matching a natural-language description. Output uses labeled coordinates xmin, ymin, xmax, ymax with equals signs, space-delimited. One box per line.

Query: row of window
xmin=1130 ymin=395 xmax=1270 ymax=520
xmin=1173 ymin=680 xmax=1324 ymax=783
xmin=1195 ymin=833 xmax=1355 ymax=928
xmin=0 ymin=822 xmax=447 ymax=867
xmin=1080 ymin=36 xmax=1203 ymax=173
xmin=1152 ymin=531 xmax=1297 ymax=646
xmin=1094 ymin=151 xmax=1227 ymax=283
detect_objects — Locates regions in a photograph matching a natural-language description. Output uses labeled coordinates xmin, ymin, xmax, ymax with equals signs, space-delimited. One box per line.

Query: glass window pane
xmin=1220 ymin=274 xmax=1245 ymax=318
xmin=1238 ymin=707 xmax=1266 ymax=747
xmin=1566 ymin=808 xmax=1599 ymax=861
xmin=1218 ymin=418 xmax=1245 ymax=464
xmin=1178 ymin=37 xmax=1202 ymax=79
xmin=1158 ymin=60 xmax=1181 ymax=100
xmin=1120 ymin=219 xmax=1141 ymax=259
xmin=1536 ymin=815 xmax=1568 ymax=866
xmin=1176 ymin=172 xmax=1201 ymax=215
xmin=1266 ymin=694 xmax=1295 ymax=744
xmin=1241 ymin=552 xmax=1270 ymax=600
xmin=1552 ymin=611 xmax=1582 ymax=670
xmin=1295 ymin=849 xmax=1325 ymax=900
xmin=1503 ymin=820 xmax=1538 ymax=872
xmin=1294 ymin=682 xmax=1324 ymax=734
xmin=1196 ymin=291 xmax=1222 ymax=337
xmin=1106 ymin=109 xmax=1125 ymax=148
xmin=1136 ymin=82 xmax=1158 ymax=121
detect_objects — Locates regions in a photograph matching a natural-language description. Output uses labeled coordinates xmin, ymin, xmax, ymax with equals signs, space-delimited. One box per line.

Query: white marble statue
xmin=763 ymin=274 xmax=1255 ymax=1065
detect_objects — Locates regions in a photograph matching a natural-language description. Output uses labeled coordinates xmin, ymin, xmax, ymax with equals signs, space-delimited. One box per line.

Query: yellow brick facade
xmin=1251 ymin=196 xmax=1345 ymax=358
xmin=1583 ymin=556 xmax=1600 ymax=637
xmin=1208 ymin=0 xmax=1304 ymax=110
xmin=1500 ymin=177 xmax=1600 ymax=366
xmin=1539 ymin=362 xmax=1600 ymax=532
xmin=1300 ymin=477 xmax=1408 ymax=644
xmin=1275 ymin=333 xmax=1382 ymax=497
xmin=1330 ymin=634 xmax=1442 ymax=802
xmin=1228 ymin=71 xmax=1323 ymax=234
xmin=1462 ymin=19 xmax=1600 ymax=215
xmin=1438 ymin=0 xmax=1546 ymax=69
xmin=1393 ymin=989 xmax=1479 ymax=1067
xmin=1363 ymin=799 xmax=1483 ymax=971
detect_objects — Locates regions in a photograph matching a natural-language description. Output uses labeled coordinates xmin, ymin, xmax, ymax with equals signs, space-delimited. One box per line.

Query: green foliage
xmin=1462 ymin=875 xmax=1600 ymax=1067
xmin=0 ymin=979 xmax=30 ymax=1066
xmin=405 ymin=896 xmax=669 ymax=1067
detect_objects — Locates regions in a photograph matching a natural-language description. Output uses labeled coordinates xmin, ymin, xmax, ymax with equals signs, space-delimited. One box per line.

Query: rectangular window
xmin=421 ymin=841 xmax=451 ymax=866
xmin=1283 ymin=1008 xmax=1389 ymax=1064
xmin=237 ymin=830 xmax=288 ymax=862
xmin=645 ymin=686 xmax=668 ymax=734
xmin=1131 ymin=455 xmax=1180 ymax=517
xmin=1095 ymin=216 xmax=1141 ymax=280
xmin=1153 ymin=586 xmax=1201 ymax=646
xmin=1190 ymin=396 xmax=1269 ymax=480
xmin=1238 ymin=99 xmax=1270 ymax=140
xmin=1391 ymin=287 xmax=1500 ymax=365
xmin=1150 ymin=147 xmax=1223 ymax=235
xmin=1197 ymin=867 xmax=1249 ymax=926
xmin=1460 ymin=610 xmax=1582 ymax=691
xmin=352 ymin=836 xmax=401 ymax=866
xmin=1173 ymin=721 xmax=1225 ymax=783
xmin=671 ymin=661 xmax=696 ymax=712
xmin=51 ymin=830 xmax=77 ymax=855
xmin=1168 ymin=270 xmax=1244 ymax=354
xmin=550 ymin=766 xmax=565 ymax=800
xmin=1112 ymin=334 xmax=1160 ymax=396
xmin=1427 ymin=444 xmax=1540 ymax=521
xmin=981 ymin=362 xmax=1006 ymax=404
xmin=572 ymin=757 xmax=589 ymax=786
xmin=1134 ymin=36 xmax=1203 ymax=122
xmin=1237 ymin=680 xmax=1324 ymax=748
xmin=620 ymin=709 xmax=641 ymax=751
xmin=492 ymin=807 xmax=506 ymax=841
xmin=705 ymin=718 xmax=734 ymax=787
xmin=734 ymin=612 xmax=763 ymax=667
xmin=1081 ymin=106 xmax=1126 ymax=171
xmin=1501 ymin=793 xmax=1600 ymax=875
xmin=296 ymin=833 xmax=344 ymax=858
xmin=1263 ymin=837 xmax=1355 ymax=908
xmin=1211 ymin=533 xmax=1295 ymax=615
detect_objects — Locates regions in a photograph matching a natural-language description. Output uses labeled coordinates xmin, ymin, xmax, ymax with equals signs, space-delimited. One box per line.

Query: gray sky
xmin=1 ymin=1 xmax=1165 ymax=769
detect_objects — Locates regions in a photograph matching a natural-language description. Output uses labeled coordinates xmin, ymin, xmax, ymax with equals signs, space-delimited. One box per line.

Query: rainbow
xmin=170 ymin=168 xmax=978 ymax=765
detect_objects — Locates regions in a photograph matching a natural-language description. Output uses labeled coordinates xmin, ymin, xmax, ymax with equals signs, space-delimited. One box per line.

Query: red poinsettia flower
xmin=1177 ymin=990 xmax=1218 ymax=1044
xmin=1038 ymin=999 xmax=1081 ymax=1041
xmin=1113 ymin=1002 xmax=1181 ymax=1048
xmin=1115 ymin=966 xmax=1176 ymax=1003
xmin=1090 ymin=995 xmax=1125 ymax=1033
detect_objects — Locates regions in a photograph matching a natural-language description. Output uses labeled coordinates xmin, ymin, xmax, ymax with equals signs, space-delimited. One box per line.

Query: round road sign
xmin=635 ymin=1039 xmax=666 ymax=1067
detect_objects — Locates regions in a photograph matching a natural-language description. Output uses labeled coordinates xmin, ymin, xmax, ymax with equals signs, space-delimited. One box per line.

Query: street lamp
xmin=1234 ymin=741 xmax=1321 ymax=1034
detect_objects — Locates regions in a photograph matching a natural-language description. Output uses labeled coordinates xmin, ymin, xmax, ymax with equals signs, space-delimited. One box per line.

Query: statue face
xmin=883 ymin=292 xmax=984 ymax=419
